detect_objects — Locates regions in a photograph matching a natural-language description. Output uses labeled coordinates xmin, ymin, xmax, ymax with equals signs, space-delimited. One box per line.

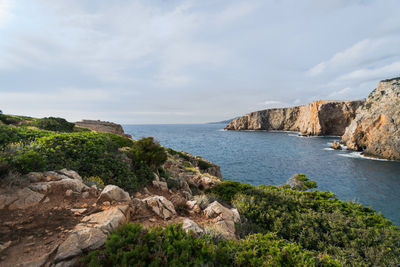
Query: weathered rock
xmin=29 ymin=178 xmax=89 ymax=194
xmin=341 ymin=78 xmax=400 ymax=160
xmin=226 ymin=100 xmax=364 ymax=136
xmin=142 ymin=196 xmax=176 ymax=220
xmin=331 ymin=141 xmax=342 ymax=150
xmin=65 ymin=190 xmax=73 ymax=197
xmin=0 ymin=188 xmax=44 ymax=210
xmin=97 ymin=185 xmax=130 ymax=204
xmin=0 ymin=241 xmax=11 ymax=254
xmin=186 ymin=200 xmax=197 ymax=209
xmin=182 ymin=219 xmax=203 ymax=234
xmin=55 ymin=205 xmax=129 ymax=263
xmin=204 ymin=201 xmax=240 ymax=239
xmin=152 ymin=180 xmax=168 ymax=192
xmin=25 ymin=172 xmax=44 ymax=183
xmin=57 ymin=169 xmax=83 ymax=181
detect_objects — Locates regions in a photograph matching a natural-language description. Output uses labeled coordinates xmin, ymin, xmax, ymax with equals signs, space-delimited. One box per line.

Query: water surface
xmin=124 ymin=124 xmax=400 ymax=225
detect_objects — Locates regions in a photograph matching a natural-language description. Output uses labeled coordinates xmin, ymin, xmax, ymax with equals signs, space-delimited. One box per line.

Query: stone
xmin=82 ymin=192 xmax=89 ymax=199
xmin=103 ymin=201 xmax=110 ymax=206
xmin=142 ymin=196 xmax=176 ymax=220
xmin=55 ymin=206 xmax=129 ymax=262
xmin=0 ymin=188 xmax=45 ymax=210
xmin=57 ymin=169 xmax=83 ymax=181
xmin=97 ymin=185 xmax=130 ymax=204
xmin=225 ymin=100 xmax=364 ymax=136
xmin=30 ymin=178 xmax=89 ymax=194
xmin=203 ymin=201 xmax=241 ymax=239
xmin=152 ymin=180 xmax=168 ymax=192
xmin=65 ymin=190 xmax=73 ymax=197
xmin=186 ymin=200 xmax=197 ymax=209
xmin=342 ymin=78 xmax=400 ymax=160
xmin=331 ymin=141 xmax=342 ymax=150
xmin=182 ymin=219 xmax=203 ymax=234
xmin=25 ymin=172 xmax=44 ymax=183
xmin=0 ymin=241 xmax=12 ymax=254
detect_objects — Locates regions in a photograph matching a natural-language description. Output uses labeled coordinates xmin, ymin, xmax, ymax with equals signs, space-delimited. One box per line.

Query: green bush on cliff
xmin=207 ymin=181 xmax=400 ymax=266
xmin=33 ymin=117 xmax=75 ymax=132
xmin=86 ymin=223 xmax=338 ymax=267
xmin=0 ymin=123 xmax=166 ymax=192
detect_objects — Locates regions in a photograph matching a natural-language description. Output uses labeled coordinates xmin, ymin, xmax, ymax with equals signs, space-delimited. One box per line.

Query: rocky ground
xmin=0 ymin=151 xmax=239 ymax=267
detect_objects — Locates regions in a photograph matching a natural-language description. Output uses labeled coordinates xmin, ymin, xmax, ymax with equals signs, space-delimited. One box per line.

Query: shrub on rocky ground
xmin=86 ymin=223 xmax=338 ymax=267
xmin=207 ymin=180 xmax=400 ymax=266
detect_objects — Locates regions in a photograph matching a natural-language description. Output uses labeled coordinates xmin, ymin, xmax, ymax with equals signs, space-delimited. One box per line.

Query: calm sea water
xmin=124 ymin=124 xmax=400 ymax=226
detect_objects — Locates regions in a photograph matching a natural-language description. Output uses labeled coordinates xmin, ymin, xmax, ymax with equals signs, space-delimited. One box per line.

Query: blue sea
xmin=124 ymin=124 xmax=400 ymax=226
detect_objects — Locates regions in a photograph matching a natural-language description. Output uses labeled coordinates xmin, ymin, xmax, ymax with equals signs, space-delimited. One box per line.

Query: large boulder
xmin=0 ymin=187 xmax=44 ymax=210
xmin=55 ymin=205 xmax=129 ymax=264
xmin=97 ymin=185 xmax=130 ymax=204
xmin=182 ymin=218 xmax=203 ymax=235
xmin=204 ymin=201 xmax=240 ymax=239
xmin=341 ymin=78 xmax=400 ymax=160
xmin=142 ymin=196 xmax=176 ymax=220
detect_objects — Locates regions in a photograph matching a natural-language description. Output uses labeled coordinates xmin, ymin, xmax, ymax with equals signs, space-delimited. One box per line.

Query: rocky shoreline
xmin=225 ymin=77 xmax=400 ymax=161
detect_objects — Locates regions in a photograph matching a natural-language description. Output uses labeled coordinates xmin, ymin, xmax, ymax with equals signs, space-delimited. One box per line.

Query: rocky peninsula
xmin=75 ymin=120 xmax=131 ymax=138
xmin=225 ymin=100 xmax=363 ymax=136
xmin=341 ymin=78 xmax=400 ymax=160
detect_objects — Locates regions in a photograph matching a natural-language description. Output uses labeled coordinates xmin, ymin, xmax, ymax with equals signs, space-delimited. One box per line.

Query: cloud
xmin=0 ymin=0 xmax=13 ymax=27
xmin=337 ymin=61 xmax=400 ymax=82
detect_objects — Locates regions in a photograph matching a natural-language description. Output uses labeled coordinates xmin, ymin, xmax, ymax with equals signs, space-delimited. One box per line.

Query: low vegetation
xmin=86 ymin=223 xmax=338 ymax=267
xmin=0 ymin=115 xmax=167 ymax=192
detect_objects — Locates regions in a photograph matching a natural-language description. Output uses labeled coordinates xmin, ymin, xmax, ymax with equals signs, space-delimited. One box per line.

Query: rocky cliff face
xmin=225 ymin=100 xmax=364 ymax=136
xmin=341 ymin=78 xmax=400 ymax=160
xmin=75 ymin=120 xmax=131 ymax=138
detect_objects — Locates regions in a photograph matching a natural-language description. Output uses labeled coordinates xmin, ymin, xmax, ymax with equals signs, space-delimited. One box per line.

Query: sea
xmin=124 ymin=123 xmax=400 ymax=226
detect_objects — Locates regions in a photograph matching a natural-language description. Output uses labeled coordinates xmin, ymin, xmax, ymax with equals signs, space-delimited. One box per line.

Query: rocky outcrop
xmin=225 ymin=100 xmax=364 ymax=136
xmin=75 ymin=120 xmax=131 ymax=138
xmin=142 ymin=196 xmax=177 ymax=220
xmin=203 ymin=201 xmax=240 ymax=239
xmin=341 ymin=78 xmax=400 ymax=160
xmin=97 ymin=185 xmax=131 ymax=204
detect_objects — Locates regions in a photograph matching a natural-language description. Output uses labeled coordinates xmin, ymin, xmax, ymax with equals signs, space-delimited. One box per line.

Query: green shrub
xmin=208 ymin=181 xmax=400 ymax=266
xmin=88 ymin=223 xmax=338 ymax=266
xmin=0 ymin=125 xmax=52 ymax=148
xmin=9 ymin=150 xmax=46 ymax=173
xmin=166 ymin=148 xmax=191 ymax=161
xmin=128 ymin=137 xmax=167 ymax=170
xmin=33 ymin=117 xmax=75 ymax=132
xmin=205 ymin=180 xmax=255 ymax=203
xmin=198 ymin=158 xmax=213 ymax=170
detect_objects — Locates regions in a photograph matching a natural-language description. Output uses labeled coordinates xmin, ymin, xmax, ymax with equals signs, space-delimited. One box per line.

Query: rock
xmin=204 ymin=201 xmax=240 ymax=239
xmin=103 ymin=201 xmax=110 ymax=206
xmin=82 ymin=192 xmax=89 ymax=199
xmin=225 ymin=100 xmax=364 ymax=136
xmin=341 ymin=78 xmax=400 ymax=160
xmin=65 ymin=190 xmax=73 ymax=197
xmin=25 ymin=172 xmax=44 ymax=183
xmin=143 ymin=187 xmax=150 ymax=195
xmin=142 ymin=196 xmax=176 ymax=220
xmin=57 ymin=169 xmax=83 ymax=181
xmin=97 ymin=185 xmax=130 ymax=204
xmin=55 ymin=205 xmax=129 ymax=262
xmin=182 ymin=219 xmax=203 ymax=234
xmin=152 ymin=180 xmax=168 ymax=192
xmin=30 ymin=178 xmax=89 ymax=194
xmin=186 ymin=200 xmax=197 ymax=209
xmin=0 ymin=188 xmax=44 ymax=210
xmin=0 ymin=241 xmax=11 ymax=254
xmin=331 ymin=141 xmax=342 ymax=150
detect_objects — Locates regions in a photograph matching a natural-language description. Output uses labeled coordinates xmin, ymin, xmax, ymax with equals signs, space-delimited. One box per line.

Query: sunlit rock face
xmin=341 ymin=78 xmax=400 ymax=160
xmin=225 ymin=100 xmax=363 ymax=136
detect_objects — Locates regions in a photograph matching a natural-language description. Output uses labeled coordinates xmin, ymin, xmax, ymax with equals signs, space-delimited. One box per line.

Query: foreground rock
xmin=55 ymin=205 xmax=130 ymax=265
xmin=225 ymin=100 xmax=363 ymax=136
xmin=204 ymin=201 xmax=240 ymax=239
xmin=97 ymin=185 xmax=131 ymax=204
xmin=341 ymin=78 xmax=400 ymax=160
xmin=142 ymin=196 xmax=177 ymax=220
xmin=331 ymin=141 xmax=342 ymax=150
xmin=75 ymin=119 xmax=132 ymax=138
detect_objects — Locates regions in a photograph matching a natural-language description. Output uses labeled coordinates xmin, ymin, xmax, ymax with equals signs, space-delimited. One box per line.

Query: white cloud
xmin=0 ymin=0 xmax=13 ymax=27
xmin=337 ymin=61 xmax=400 ymax=82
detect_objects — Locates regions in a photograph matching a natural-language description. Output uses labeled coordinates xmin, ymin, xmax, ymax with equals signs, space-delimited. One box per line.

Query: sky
xmin=0 ymin=0 xmax=399 ymax=124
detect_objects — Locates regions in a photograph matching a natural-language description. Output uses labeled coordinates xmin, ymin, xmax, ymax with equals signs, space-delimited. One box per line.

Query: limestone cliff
xmin=225 ymin=100 xmax=363 ymax=136
xmin=341 ymin=78 xmax=400 ymax=160
xmin=75 ymin=120 xmax=131 ymax=138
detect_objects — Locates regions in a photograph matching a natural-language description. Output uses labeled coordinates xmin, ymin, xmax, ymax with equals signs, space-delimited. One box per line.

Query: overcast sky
xmin=0 ymin=0 xmax=399 ymax=124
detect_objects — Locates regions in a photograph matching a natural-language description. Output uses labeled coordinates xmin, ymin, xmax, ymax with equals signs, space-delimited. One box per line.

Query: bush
xmin=87 ymin=223 xmax=339 ymax=266
xmin=33 ymin=117 xmax=75 ymax=132
xmin=197 ymin=158 xmax=213 ymax=170
xmin=128 ymin=137 xmax=167 ymax=170
xmin=83 ymin=176 xmax=105 ymax=189
xmin=205 ymin=180 xmax=255 ymax=203
xmin=0 ymin=125 xmax=52 ymax=148
xmin=207 ymin=181 xmax=400 ymax=266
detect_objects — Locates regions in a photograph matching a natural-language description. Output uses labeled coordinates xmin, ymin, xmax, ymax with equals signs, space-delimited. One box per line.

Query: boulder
xmin=182 ymin=219 xmax=203 ymax=234
xmin=97 ymin=185 xmax=130 ymax=204
xmin=142 ymin=196 xmax=176 ymax=220
xmin=203 ymin=201 xmax=240 ymax=239
xmin=55 ymin=205 xmax=129 ymax=263
xmin=0 ymin=188 xmax=44 ymax=210
xmin=57 ymin=169 xmax=83 ymax=181
xmin=331 ymin=141 xmax=342 ymax=150
xmin=152 ymin=180 xmax=168 ymax=192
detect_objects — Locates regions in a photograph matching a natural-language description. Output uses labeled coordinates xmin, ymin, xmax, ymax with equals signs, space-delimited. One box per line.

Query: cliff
xmin=225 ymin=100 xmax=364 ymax=136
xmin=341 ymin=78 xmax=400 ymax=160
xmin=75 ymin=119 xmax=131 ymax=138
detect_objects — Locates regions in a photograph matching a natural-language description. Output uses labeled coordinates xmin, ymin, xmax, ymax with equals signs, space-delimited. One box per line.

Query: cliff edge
xmin=225 ymin=100 xmax=363 ymax=136
xmin=341 ymin=78 xmax=400 ymax=160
